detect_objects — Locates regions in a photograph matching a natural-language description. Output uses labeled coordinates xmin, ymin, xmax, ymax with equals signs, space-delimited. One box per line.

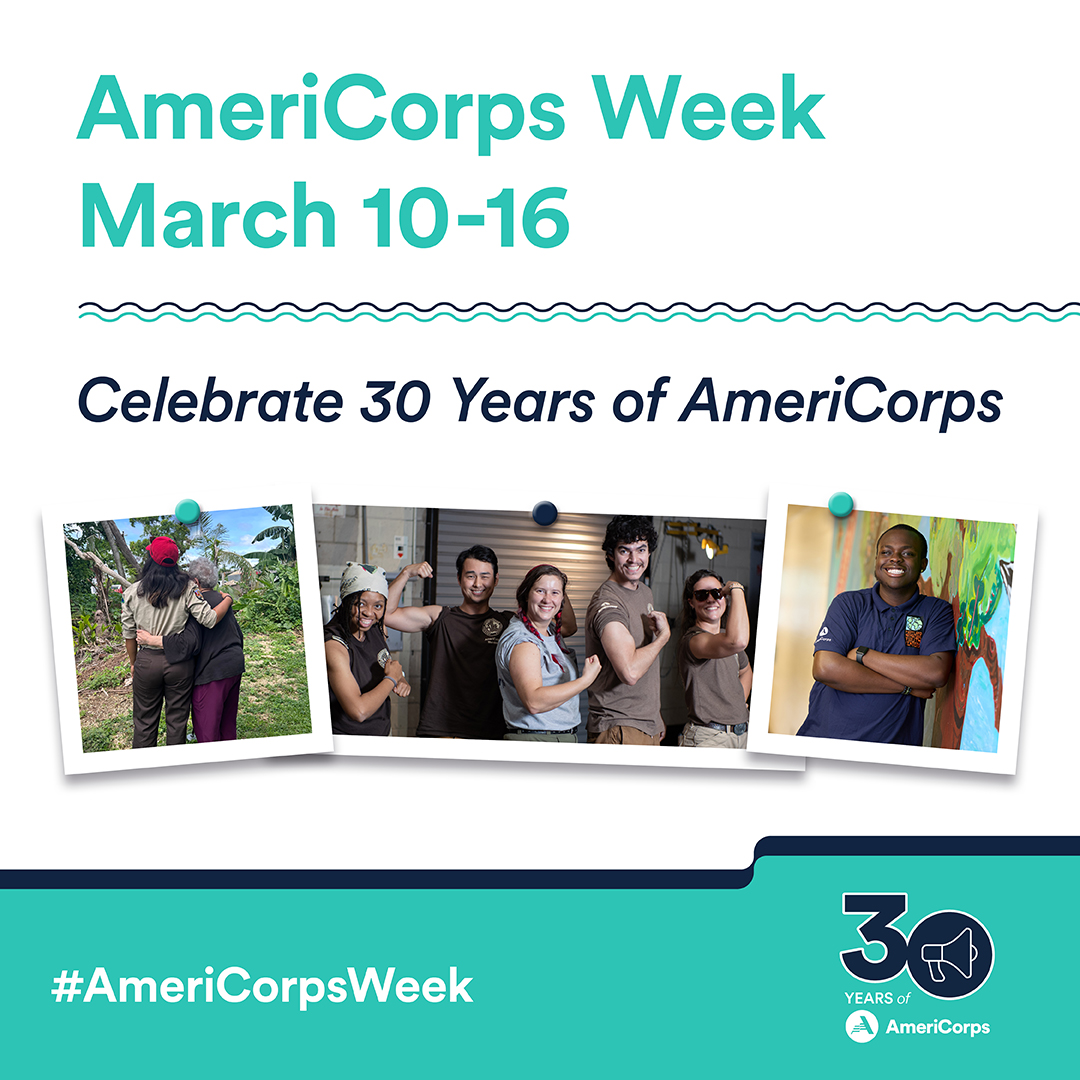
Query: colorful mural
xmin=829 ymin=513 xmax=1016 ymax=752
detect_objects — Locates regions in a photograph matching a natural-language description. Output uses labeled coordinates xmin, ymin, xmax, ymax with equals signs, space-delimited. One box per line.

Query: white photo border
xmin=747 ymin=485 xmax=1035 ymax=774
xmin=43 ymin=480 xmax=333 ymax=774
xmin=314 ymin=483 xmax=803 ymax=773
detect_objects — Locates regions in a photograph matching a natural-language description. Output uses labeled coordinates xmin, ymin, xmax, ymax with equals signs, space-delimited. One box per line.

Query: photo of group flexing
xmin=316 ymin=506 xmax=766 ymax=747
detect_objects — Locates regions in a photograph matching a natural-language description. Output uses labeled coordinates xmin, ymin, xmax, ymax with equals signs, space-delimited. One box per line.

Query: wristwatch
xmin=855 ymin=646 xmax=870 ymax=665
xmin=901 ymin=685 xmax=912 ymax=696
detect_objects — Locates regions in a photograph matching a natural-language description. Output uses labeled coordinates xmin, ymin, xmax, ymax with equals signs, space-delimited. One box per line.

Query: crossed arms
xmin=813 ymin=647 xmax=953 ymax=698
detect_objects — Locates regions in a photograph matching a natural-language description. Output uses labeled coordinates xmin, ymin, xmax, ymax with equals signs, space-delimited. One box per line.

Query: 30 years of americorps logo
xmin=840 ymin=893 xmax=994 ymax=1043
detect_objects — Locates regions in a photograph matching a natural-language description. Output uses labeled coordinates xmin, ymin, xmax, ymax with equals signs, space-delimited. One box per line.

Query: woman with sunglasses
xmin=677 ymin=569 xmax=752 ymax=748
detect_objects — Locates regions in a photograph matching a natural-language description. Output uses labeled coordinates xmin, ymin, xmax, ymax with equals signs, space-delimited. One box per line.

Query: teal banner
xmin=4 ymin=849 xmax=1075 ymax=1076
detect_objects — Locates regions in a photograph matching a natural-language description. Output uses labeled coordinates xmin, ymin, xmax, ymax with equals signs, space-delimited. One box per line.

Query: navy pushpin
xmin=532 ymin=501 xmax=558 ymax=526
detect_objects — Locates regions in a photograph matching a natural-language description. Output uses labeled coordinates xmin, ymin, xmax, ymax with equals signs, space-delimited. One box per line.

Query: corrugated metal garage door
xmin=432 ymin=508 xmax=616 ymax=663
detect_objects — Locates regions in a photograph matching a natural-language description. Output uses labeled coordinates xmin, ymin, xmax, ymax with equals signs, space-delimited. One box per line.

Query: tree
xmin=100 ymin=519 xmax=141 ymax=575
xmin=190 ymin=519 xmax=257 ymax=590
xmin=247 ymin=504 xmax=296 ymax=569
xmin=64 ymin=521 xmax=132 ymax=633
xmin=125 ymin=516 xmax=192 ymax=561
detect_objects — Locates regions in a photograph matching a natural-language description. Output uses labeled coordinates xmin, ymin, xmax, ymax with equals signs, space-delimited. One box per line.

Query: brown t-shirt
xmin=327 ymin=624 xmax=391 ymax=737
xmin=416 ymin=606 xmax=512 ymax=739
xmin=585 ymin=579 xmax=664 ymax=737
xmin=677 ymin=628 xmax=749 ymax=728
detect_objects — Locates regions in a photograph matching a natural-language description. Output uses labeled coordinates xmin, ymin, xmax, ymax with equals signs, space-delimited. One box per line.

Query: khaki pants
xmin=588 ymin=725 xmax=663 ymax=746
xmin=679 ymin=723 xmax=748 ymax=749
xmin=504 ymin=730 xmax=578 ymax=743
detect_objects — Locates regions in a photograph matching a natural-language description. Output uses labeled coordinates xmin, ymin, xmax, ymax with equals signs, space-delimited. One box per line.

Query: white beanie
xmin=340 ymin=562 xmax=389 ymax=602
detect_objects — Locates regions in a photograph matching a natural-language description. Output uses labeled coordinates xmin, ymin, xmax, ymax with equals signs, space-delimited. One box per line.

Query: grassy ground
xmin=77 ymin=629 xmax=311 ymax=753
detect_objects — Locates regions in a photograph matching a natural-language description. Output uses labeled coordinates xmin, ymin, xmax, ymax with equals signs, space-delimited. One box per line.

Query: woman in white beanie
xmin=324 ymin=563 xmax=410 ymax=735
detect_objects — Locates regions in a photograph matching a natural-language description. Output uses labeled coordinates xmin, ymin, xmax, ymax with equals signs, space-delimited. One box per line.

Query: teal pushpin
xmin=828 ymin=492 xmax=854 ymax=518
xmin=175 ymin=499 xmax=201 ymax=524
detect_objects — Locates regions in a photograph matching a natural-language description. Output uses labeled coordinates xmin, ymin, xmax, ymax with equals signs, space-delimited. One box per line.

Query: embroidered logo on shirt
xmin=483 ymin=618 xmax=504 ymax=642
xmin=905 ymin=615 xmax=924 ymax=648
xmin=818 ymin=625 xmax=829 ymax=639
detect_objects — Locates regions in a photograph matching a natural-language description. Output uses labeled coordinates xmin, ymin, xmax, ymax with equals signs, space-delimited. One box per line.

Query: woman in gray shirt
xmin=496 ymin=564 xmax=601 ymax=742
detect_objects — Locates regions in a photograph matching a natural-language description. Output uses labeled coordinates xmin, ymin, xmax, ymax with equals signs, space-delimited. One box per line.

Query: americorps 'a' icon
xmin=846 ymin=1010 xmax=878 ymax=1043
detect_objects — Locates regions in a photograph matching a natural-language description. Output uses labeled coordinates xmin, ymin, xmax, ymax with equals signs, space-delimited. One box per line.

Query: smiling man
xmin=385 ymin=545 xmax=513 ymax=739
xmin=585 ymin=515 xmax=670 ymax=745
xmin=797 ymin=523 xmax=957 ymax=746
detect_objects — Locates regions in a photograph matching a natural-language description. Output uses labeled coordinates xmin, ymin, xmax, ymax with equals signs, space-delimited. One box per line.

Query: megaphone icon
xmin=920 ymin=927 xmax=978 ymax=982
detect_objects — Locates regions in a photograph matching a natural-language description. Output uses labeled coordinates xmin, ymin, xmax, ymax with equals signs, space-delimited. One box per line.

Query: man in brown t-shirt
xmin=385 ymin=545 xmax=512 ymax=739
xmin=585 ymin=516 xmax=670 ymax=744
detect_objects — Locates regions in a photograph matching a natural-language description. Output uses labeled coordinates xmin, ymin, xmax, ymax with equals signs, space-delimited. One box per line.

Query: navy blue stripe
xmin=754 ymin=835 xmax=1080 ymax=857
xmin=1 ymin=838 xmax=1075 ymax=890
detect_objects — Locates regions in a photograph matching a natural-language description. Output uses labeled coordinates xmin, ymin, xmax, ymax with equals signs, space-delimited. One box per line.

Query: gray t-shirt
xmin=585 ymin=579 xmax=664 ymax=737
xmin=496 ymin=617 xmax=579 ymax=732
xmin=677 ymin=628 xmax=749 ymax=727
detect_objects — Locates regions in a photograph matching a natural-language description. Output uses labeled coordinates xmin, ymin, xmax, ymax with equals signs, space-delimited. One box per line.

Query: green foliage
xmin=65 ymin=526 xmax=96 ymax=603
xmin=235 ymin=563 xmax=303 ymax=632
xmin=71 ymin=611 xmax=123 ymax=654
xmin=236 ymin=630 xmax=311 ymax=739
xmin=84 ymin=664 xmax=129 ymax=690
xmin=189 ymin=513 xmax=257 ymax=589
xmin=82 ymin=720 xmax=120 ymax=754
xmin=71 ymin=612 xmax=97 ymax=652
xmin=248 ymin=504 xmax=296 ymax=567
xmin=79 ymin=630 xmax=311 ymax=753
xmin=127 ymin=516 xmax=192 ymax=560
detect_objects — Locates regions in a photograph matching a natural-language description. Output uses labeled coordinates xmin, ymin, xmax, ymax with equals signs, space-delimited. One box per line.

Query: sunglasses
xmin=692 ymin=588 xmax=725 ymax=602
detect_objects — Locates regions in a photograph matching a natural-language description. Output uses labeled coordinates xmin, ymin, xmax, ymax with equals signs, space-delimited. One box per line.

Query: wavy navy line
xmin=79 ymin=299 xmax=1080 ymax=315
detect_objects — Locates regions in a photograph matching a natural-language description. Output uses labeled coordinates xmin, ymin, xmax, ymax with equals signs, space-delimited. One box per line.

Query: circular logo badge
xmin=845 ymin=1010 xmax=878 ymax=1043
xmin=906 ymin=910 xmax=994 ymax=999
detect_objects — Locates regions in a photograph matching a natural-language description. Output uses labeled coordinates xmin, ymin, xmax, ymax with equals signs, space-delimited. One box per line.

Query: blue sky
xmin=116 ymin=505 xmax=291 ymax=558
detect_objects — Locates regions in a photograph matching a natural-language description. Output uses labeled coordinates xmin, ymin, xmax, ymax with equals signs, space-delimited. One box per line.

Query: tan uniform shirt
xmin=585 ymin=579 xmax=664 ymax=737
xmin=677 ymin=629 xmax=750 ymax=727
xmin=121 ymin=579 xmax=218 ymax=646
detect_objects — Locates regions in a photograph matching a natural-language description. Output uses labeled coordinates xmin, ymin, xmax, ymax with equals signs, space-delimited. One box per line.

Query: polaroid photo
xmin=747 ymin=487 xmax=1035 ymax=773
xmin=44 ymin=481 xmax=333 ymax=774
xmin=313 ymin=500 xmax=802 ymax=772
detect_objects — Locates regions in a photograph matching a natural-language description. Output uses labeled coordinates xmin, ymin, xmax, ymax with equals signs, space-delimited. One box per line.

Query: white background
xmin=4 ymin=2 xmax=1077 ymax=870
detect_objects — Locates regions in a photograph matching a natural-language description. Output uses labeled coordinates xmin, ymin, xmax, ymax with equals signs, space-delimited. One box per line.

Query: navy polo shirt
xmin=797 ymin=585 xmax=956 ymax=745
